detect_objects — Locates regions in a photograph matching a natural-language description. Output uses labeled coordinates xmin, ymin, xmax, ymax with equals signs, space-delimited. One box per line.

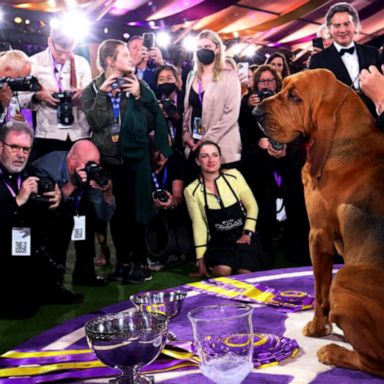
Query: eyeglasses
xmin=51 ymin=41 xmax=73 ymax=57
xmin=2 ymin=142 xmax=32 ymax=154
xmin=258 ymin=79 xmax=276 ymax=84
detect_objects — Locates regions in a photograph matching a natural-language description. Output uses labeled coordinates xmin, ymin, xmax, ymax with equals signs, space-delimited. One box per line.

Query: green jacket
xmin=82 ymin=73 xmax=172 ymax=224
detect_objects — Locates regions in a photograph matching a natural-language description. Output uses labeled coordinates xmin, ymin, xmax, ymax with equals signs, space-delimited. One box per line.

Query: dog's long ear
xmin=307 ymin=73 xmax=350 ymax=179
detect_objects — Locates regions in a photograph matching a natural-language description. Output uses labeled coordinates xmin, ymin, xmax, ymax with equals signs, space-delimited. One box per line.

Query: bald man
xmin=0 ymin=50 xmax=32 ymax=125
xmin=33 ymin=139 xmax=115 ymax=287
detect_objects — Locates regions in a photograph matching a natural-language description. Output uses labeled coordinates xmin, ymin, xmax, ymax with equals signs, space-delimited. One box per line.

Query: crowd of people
xmin=0 ymin=2 xmax=383 ymax=317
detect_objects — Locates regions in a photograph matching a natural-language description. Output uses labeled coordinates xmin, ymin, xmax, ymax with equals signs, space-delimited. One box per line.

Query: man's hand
xmin=153 ymin=190 xmax=174 ymax=210
xmin=71 ymin=88 xmax=83 ymax=106
xmin=15 ymin=176 xmax=39 ymax=206
xmin=134 ymin=46 xmax=149 ymax=66
xmin=360 ymin=65 xmax=384 ymax=114
xmin=34 ymin=88 xmax=59 ymax=107
xmin=148 ymin=47 xmax=164 ymax=66
xmin=0 ymin=83 xmax=12 ymax=109
xmin=44 ymin=183 xmax=61 ymax=209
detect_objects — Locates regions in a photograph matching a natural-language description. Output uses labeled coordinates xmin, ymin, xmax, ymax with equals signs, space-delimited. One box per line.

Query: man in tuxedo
xmin=309 ymin=2 xmax=379 ymax=116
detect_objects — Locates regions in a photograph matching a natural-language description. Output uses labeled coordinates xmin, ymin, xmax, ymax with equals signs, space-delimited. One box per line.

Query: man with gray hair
xmin=0 ymin=50 xmax=32 ymax=126
xmin=19 ymin=23 xmax=92 ymax=158
xmin=309 ymin=2 xmax=379 ymax=115
xmin=0 ymin=122 xmax=82 ymax=317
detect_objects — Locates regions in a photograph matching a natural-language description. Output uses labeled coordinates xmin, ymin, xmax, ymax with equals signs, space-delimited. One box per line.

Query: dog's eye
xmin=288 ymin=89 xmax=302 ymax=103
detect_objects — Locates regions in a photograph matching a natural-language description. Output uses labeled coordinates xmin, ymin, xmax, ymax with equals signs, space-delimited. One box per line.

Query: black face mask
xmin=156 ymin=83 xmax=177 ymax=97
xmin=197 ymin=48 xmax=216 ymax=65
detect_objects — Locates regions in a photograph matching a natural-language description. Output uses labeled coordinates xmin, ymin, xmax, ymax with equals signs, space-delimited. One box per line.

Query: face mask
xmin=157 ymin=83 xmax=177 ymax=97
xmin=197 ymin=48 xmax=216 ymax=65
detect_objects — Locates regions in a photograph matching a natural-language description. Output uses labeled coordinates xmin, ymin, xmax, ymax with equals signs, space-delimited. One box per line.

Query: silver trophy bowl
xmin=85 ymin=311 xmax=168 ymax=384
xmin=130 ymin=290 xmax=187 ymax=319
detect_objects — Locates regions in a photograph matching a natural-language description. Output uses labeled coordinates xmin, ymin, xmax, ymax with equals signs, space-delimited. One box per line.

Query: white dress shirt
xmin=334 ymin=41 xmax=360 ymax=89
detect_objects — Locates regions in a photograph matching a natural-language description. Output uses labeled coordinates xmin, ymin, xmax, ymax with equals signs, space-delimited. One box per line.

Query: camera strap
xmin=151 ymin=166 xmax=168 ymax=190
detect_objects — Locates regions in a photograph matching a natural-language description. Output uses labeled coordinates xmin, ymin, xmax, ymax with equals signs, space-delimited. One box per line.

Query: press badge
xmin=192 ymin=117 xmax=204 ymax=140
xmin=71 ymin=215 xmax=86 ymax=241
xmin=12 ymin=227 xmax=31 ymax=256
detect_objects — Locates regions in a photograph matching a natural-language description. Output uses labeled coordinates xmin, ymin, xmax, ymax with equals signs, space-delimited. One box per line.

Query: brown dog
xmin=256 ymin=68 xmax=384 ymax=376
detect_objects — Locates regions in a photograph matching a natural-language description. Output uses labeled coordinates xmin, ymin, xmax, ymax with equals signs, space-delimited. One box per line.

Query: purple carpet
xmin=6 ymin=267 xmax=384 ymax=383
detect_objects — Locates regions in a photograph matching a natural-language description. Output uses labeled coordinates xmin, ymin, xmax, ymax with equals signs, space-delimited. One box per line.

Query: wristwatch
xmin=243 ymin=230 xmax=254 ymax=238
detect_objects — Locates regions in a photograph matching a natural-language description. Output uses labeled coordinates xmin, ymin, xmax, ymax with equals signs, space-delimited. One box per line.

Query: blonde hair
xmin=0 ymin=50 xmax=30 ymax=73
xmin=194 ymin=29 xmax=225 ymax=81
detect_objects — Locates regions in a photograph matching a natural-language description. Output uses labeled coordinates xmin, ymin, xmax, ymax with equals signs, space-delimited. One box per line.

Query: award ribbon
xmin=188 ymin=277 xmax=314 ymax=311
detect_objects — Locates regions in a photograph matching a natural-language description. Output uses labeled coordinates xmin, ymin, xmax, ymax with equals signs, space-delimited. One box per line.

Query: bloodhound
xmin=256 ymin=69 xmax=384 ymax=377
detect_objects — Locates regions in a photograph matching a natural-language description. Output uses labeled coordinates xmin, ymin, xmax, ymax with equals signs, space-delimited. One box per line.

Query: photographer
xmin=128 ymin=34 xmax=165 ymax=92
xmin=82 ymin=39 xmax=171 ymax=284
xmin=147 ymin=132 xmax=185 ymax=268
xmin=19 ymin=23 xmax=92 ymax=158
xmin=241 ymin=65 xmax=309 ymax=264
xmin=0 ymin=122 xmax=80 ymax=316
xmin=33 ymin=139 xmax=114 ymax=287
xmin=0 ymin=50 xmax=32 ymax=126
xmin=155 ymin=64 xmax=184 ymax=153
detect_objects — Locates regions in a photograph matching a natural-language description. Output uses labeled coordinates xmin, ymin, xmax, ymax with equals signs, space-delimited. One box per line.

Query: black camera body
xmin=256 ymin=88 xmax=274 ymax=101
xmin=0 ymin=76 xmax=41 ymax=92
xmin=161 ymin=98 xmax=179 ymax=120
xmin=111 ymin=77 xmax=128 ymax=91
xmin=30 ymin=176 xmax=55 ymax=203
xmin=152 ymin=188 xmax=169 ymax=203
xmin=84 ymin=161 xmax=110 ymax=188
xmin=52 ymin=90 xmax=74 ymax=126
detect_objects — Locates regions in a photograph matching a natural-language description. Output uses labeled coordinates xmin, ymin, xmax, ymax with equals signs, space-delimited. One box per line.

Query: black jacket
xmin=309 ymin=43 xmax=380 ymax=116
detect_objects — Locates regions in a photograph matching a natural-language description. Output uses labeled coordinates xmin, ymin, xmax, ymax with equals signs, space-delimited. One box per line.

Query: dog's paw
xmin=302 ymin=320 xmax=332 ymax=337
xmin=317 ymin=343 xmax=348 ymax=365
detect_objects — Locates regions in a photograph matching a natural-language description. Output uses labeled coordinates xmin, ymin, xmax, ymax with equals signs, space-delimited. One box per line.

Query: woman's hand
xmin=236 ymin=234 xmax=252 ymax=245
xmin=99 ymin=74 xmax=119 ymax=93
xmin=248 ymin=93 xmax=260 ymax=107
xmin=189 ymin=259 xmax=209 ymax=277
xmin=121 ymin=76 xmax=141 ymax=99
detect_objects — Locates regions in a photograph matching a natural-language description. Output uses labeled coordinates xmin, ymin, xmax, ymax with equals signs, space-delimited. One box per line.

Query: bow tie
xmin=339 ymin=46 xmax=355 ymax=56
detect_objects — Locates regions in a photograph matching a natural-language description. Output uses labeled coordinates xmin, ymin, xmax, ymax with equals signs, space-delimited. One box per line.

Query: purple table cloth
xmin=3 ymin=266 xmax=384 ymax=383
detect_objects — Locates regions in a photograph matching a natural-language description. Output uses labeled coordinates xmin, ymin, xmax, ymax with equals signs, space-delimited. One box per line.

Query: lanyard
xmin=197 ymin=80 xmax=204 ymax=105
xmin=151 ymin=166 xmax=168 ymax=189
xmin=51 ymin=53 xmax=64 ymax=92
xmin=107 ymin=92 xmax=121 ymax=125
xmin=0 ymin=167 xmax=21 ymax=198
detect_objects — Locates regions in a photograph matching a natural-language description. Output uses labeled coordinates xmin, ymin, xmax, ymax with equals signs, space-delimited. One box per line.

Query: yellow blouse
xmin=184 ymin=168 xmax=258 ymax=260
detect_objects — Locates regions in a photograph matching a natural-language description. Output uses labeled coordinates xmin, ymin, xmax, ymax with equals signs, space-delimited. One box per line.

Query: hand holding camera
xmin=34 ymin=88 xmax=60 ymax=107
xmin=247 ymin=93 xmax=260 ymax=108
xmin=152 ymin=189 xmax=175 ymax=210
xmin=15 ymin=176 xmax=39 ymax=206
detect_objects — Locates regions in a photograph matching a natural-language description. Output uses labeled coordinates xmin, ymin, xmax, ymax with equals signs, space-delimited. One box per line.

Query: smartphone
xmin=238 ymin=62 xmax=249 ymax=80
xmin=312 ymin=37 xmax=324 ymax=50
xmin=143 ymin=32 xmax=155 ymax=50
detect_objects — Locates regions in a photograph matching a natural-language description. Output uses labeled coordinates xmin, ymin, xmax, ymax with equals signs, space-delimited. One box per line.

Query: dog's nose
xmin=252 ymin=105 xmax=264 ymax=120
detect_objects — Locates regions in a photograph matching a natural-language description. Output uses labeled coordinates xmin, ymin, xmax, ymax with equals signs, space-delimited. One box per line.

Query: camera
xmin=256 ymin=88 xmax=274 ymax=101
xmin=161 ymin=98 xmax=180 ymax=120
xmin=152 ymin=188 xmax=169 ymax=203
xmin=111 ymin=77 xmax=128 ymax=91
xmin=0 ymin=76 xmax=41 ymax=92
xmin=52 ymin=90 xmax=74 ymax=126
xmin=84 ymin=161 xmax=110 ymax=188
xmin=30 ymin=176 xmax=55 ymax=203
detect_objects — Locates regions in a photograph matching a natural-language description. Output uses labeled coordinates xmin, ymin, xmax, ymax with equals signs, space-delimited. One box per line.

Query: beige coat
xmin=182 ymin=69 xmax=242 ymax=164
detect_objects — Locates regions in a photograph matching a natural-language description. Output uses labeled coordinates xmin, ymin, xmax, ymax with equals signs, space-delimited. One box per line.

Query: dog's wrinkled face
xmin=259 ymin=69 xmax=339 ymax=144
